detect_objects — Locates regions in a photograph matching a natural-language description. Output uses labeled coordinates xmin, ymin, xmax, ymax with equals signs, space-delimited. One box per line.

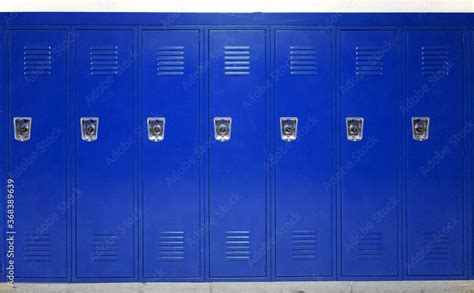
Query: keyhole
xmin=414 ymin=123 xmax=424 ymax=135
xmin=349 ymin=123 xmax=359 ymax=135
xmin=218 ymin=124 xmax=227 ymax=135
xmin=152 ymin=124 xmax=162 ymax=135
xmin=283 ymin=124 xmax=294 ymax=135
xmin=20 ymin=124 xmax=29 ymax=135
xmin=86 ymin=124 xmax=96 ymax=135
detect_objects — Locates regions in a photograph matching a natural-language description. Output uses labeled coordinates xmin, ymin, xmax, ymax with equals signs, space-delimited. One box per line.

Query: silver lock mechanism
xmin=14 ymin=117 xmax=32 ymax=141
xmin=346 ymin=117 xmax=364 ymax=142
xmin=147 ymin=117 xmax=165 ymax=142
xmin=280 ymin=117 xmax=298 ymax=142
xmin=214 ymin=117 xmax=232 ymax=142
xmin=81 ymin=117 xmax=99 ymax=142
xmin=412 ymin=117 xmax=429 ymax=141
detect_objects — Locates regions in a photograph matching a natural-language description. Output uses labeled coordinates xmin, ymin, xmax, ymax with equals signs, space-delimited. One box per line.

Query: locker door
xmin=340 ymin=30 xmax=399 ymax=276
xmin=75 ymin=30 xmax=134 ymax=278
xmin=209 ymin=30 xmax=266 ymax=277
xmin=274 ymin=30 xmax=332 ymax=277
xmin=142 ymin=30 xmax=201 ymax=278
xmin=9 ymin=30 xmax=68 ymax=278
xmin=406 ymin=31 xmax=463 ymax=276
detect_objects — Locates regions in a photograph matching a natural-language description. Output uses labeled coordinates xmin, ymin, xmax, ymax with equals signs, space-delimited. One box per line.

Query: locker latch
xmin=147 ymin=117 xmax=165 ymax=142
xmin=412 ymin=117 xmax=429 ymax=141
xmin=280 ymin=117 xmax=298 ymax=142
xmin=346 ymin=117 xmax=364 ymax=142
xmin=214 ymin=117 xmax=232 ymax=142
xmin=81 ymin=117 xmax=99 ymax=142
xmin=14 ymin=117 xmax=32 ymax=141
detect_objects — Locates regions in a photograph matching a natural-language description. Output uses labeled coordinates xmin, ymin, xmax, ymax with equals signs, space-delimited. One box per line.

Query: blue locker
xmin=75 ymin=29 xmax=135 ymax=278
xmin=1 ymin=13 xmax=473 ymax=283
xmin=274 ymin=30 xmax=333 ymax=277
xmin=208 ymin=30 xmax=267 ymax=278
xmin=9 ymin=29 xmax=68 ymax=279
xmin=340 ymin=30 xmax=399 ymax=276
xmin=142 ymin=30 xmax=201 ymax=278
xmin=406 ymin=31 xmax=463 ymax=276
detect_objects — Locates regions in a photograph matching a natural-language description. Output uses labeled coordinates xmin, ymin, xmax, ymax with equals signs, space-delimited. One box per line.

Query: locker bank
xmin=0 ymin=12 xmax=473 ymax=282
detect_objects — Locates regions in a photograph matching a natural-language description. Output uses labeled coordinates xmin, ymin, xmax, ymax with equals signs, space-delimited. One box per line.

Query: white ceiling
xmin=0 ymin=0 xmax=472 ymax=13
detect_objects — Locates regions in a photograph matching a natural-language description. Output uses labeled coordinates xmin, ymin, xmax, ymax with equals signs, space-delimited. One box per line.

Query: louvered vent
xmin=291 ymin=230 xmax=317 ymax=260
xmin=157 ymin=46 xmax=185 ymax=76
xmin=24 ymin=46 xmax=52 ymax=76
xmin=159 ymin=231 xmax=185 ymax=261
xmin=421 ymin=46 xmax=449 ymax=76
xmin=224 ymin=46 xmax=250 ymax=76
xmin=226 ymin=231 xmax=251 ymax=260
xmin=24 ymin=233 xmax=51 ymax=262
xmin=90 ymin=46 xmax=118 ymax=76
xmin=423 ymin=232 xmax=449 ymax=261
xmin=355 ymin=46 xmax=384 ymax=76
xmin=290 ymin=46 xmax=317 ymax=76
xmin=91 ymin=231 xmax=119 ymax=261
xmin=357 ymin=232 xmax=383 ymax=260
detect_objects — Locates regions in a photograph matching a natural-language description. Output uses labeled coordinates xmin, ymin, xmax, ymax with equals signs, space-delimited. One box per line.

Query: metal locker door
xmin=142 ymin=30 xmax=201 ymax=278
xmin=209 ymin=30 xmax=267 ymax=277
xmin=9 ymin=30 xmax=68 ymax=279
xmin=75 ymin=29 xmax=134 ymax=278
xmin=340 ymin=30 xmax=399 ymax=276
xmin=274 ymin=30 xmax=332 ymax=277
xmin=406 ymin=31 xmax=463 ymax=276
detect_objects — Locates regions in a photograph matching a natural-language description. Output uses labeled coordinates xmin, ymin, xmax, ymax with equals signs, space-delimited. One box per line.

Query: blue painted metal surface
xmin=274 ymin=29 xmax=333 ymax=278
xmin=0 ymin=13 xmax=471 ymax=283
xmin=340 ymin=30 xmax=399 ymax=277
xmin=208 ymin=30 xmax=267 ymax=278
xmin=405 ymin=30 xmax=464 ymax=276
xmin=75 ymin=29 xmax=135 ymax=279
xmin=142 ymin=29 xmax=202 ymax=279
xmin=9 ymin=29 xmax=68 ymax=280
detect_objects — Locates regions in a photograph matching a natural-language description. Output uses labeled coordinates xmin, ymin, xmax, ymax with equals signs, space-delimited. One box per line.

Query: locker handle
xmin=346 ymin=117 xmax=364 ymax=142
xmin=280 ymin=117 xmax=298 ymax=142
xmin=214 ymin=117 xmax=232 ymax=142
xmin=81 ymin=117 xmax=99 ymax=142
xmin=412 ymin=117 xmax=429 ymax=141
xmin=14 ymin=117 xmax=32 ymax=142
xmin=147 ymin=117 xmax=165 ymax=142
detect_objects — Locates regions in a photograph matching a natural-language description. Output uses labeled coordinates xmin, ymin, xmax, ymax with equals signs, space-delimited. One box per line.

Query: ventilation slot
xmin=24 ymin=46 xmax=52 ymax=76
xmin=357 ymin=232 xmax=383 ymax=260
xmin=355 ymin=46 xmax=384 ymax=76
xmin=421 ymin=46 xmax=450 ymax=76
xmin=224 ymin=46 xmax=250 ymax=76
xmin=157 ymin=46 xmax=184 ymax=76
xmin=423 ymin=232 xmax=449 ymax=261
xmin=291 ymin=230 xmax=317 ymax=260
xmin=24 ymin=233 xmax=51 ymax=262
xmin=290 ymin=46 xmax=317 ymax=76
xmin=90 ymin=46 xmax=118 ymax=76
xmin=91 ymin=231 xmax=119 ymax=262
xmin=159 ymin=231 xmax=185 ymax=261
xmin=226 ymin=231 xmax=250 ymax=260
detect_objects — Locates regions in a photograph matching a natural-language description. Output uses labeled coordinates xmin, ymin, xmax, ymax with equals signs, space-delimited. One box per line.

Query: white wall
xmin=0 ymin=0 xmax=472 ymax=13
